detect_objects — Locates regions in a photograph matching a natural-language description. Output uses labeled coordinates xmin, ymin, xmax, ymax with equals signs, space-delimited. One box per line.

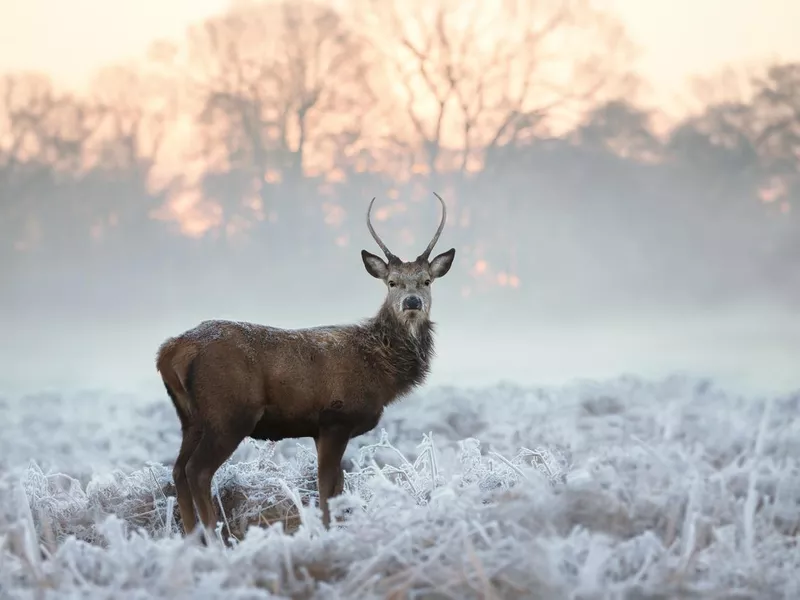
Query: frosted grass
xmin=0 ymin=376 xmax=798 ymax=598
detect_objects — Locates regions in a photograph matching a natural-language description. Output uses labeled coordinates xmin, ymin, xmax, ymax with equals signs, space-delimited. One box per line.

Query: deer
xmin=155 ymin=193 xmax=456 ymax=541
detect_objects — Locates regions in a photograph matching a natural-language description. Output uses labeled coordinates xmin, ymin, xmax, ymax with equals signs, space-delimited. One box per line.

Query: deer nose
xmin=403 ymin=295 xmax=423 ymax=311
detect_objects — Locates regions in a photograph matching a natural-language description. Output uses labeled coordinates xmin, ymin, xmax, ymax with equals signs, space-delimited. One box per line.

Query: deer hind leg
xmin=173 ymin=424 xmax=202 ymax=535
xmin=185 ymin=413 xmax=255 ymax=544
xmin=164 ymin=381 xmax=202 ymax=537
xmin=316 ymin=428 xmax=350 ymax=528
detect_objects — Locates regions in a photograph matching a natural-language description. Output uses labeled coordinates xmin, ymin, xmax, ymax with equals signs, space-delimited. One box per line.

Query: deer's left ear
xmin=430 ymin=248 xmax=455 ymax=279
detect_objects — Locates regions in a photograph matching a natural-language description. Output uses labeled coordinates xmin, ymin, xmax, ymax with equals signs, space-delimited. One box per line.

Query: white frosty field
xmin=0 ymin=376 xmax=798 ymax=599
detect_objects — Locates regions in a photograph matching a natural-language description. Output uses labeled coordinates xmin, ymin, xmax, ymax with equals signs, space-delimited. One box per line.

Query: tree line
xmin=2 ymin=0 xmax=798 ymax=315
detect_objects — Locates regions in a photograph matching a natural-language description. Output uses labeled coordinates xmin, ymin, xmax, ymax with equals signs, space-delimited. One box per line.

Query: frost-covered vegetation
xmin=1 ymin=376 xmax=798 ymax=598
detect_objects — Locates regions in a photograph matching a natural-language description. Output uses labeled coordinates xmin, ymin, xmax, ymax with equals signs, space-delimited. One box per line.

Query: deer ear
xmin=430 ymin=248 xmax=455 ymax=279
xmin=361 ymin=250 xmax=388 ymax=279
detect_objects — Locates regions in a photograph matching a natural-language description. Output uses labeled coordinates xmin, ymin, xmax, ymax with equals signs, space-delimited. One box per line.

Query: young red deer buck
xmin=156 ymin=193 xmax=456 ymax=539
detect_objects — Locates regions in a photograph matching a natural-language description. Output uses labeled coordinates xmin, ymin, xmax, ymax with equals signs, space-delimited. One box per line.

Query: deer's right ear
xmin=361 ymin=250 xmax=389 ymax=279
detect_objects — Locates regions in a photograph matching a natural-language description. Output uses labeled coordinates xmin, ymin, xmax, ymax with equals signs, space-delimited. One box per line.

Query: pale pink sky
xmin=0 ymin=0 xmax=798 ymax=112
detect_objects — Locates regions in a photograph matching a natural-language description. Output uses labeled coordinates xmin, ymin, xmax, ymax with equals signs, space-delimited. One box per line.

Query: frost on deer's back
xmin=179 ymin=319 xmax=358 ymax=360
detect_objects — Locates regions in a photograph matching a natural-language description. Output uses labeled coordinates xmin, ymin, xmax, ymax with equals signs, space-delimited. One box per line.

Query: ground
xmin=0 ymin=376 xmax=798 ymax=598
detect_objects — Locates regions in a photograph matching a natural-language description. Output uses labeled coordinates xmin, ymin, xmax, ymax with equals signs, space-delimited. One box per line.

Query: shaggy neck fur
xmin=363 ymin=303 xmax=435 ymax=399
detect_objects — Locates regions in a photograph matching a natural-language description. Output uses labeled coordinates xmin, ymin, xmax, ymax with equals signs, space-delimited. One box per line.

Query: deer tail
xmin=156 ymin=337 xmax=199 ymax=421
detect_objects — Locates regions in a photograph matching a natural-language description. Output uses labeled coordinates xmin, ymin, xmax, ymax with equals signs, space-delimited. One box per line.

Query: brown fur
xmin=156 ymin=194 xmax=456 ymax=540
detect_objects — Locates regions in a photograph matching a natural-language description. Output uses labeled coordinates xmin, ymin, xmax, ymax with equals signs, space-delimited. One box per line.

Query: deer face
xmin=361 ymin=193 xmax=455 ymax=326
xmin=362 ymin=251 xmax=455 ymax=322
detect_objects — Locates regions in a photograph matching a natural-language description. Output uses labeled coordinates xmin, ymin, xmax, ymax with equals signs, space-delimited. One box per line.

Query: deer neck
xmin=367 ymin=304 xmax=435 ymax=397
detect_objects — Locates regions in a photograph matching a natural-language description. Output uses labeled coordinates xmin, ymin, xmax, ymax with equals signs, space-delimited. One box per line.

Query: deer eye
xmin=424 ymin=279 xmax=431 ymax=286
xmin=388 ymin=280 xmax=397 ymax=288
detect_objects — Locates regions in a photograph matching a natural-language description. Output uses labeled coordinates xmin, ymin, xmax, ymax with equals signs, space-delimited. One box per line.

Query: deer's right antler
xmin=366 ymin=197 xmax=399 ymax=263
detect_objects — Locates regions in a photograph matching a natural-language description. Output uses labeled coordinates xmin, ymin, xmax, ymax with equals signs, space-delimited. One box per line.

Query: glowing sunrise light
xmin=264 ymin=169 xmax=282 ymax=184
xmin=322 ymin=203 xmax=346 ymax=227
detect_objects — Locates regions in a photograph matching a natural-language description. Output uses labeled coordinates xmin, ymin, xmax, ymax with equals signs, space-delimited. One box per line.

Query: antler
xmin=366 ymin=197 xmax=398 ymax=262
xmin=417 ymin=192 xmax=447 ymax=262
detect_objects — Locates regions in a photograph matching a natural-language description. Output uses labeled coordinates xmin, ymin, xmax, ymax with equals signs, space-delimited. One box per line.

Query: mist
xmin=3 ymin=1 xmax=798 ymax=400
xmin=3 ymin=143 xmax=799 ymax=397
xmin=4 ymin=165 xmax=800 ymax=398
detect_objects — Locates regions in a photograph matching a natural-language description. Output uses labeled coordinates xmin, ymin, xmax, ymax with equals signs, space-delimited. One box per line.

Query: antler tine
xmin=366 ymin=197 xmax=397 ymax=261
xmin=418 ymin=192 xmax=447 ymax=261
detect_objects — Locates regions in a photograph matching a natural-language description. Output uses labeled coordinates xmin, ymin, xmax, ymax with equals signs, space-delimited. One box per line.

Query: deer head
xmin=361 ymin=193 xmax=456 ymax=326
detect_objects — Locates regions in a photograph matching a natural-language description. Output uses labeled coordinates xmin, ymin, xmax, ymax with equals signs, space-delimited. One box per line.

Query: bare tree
xmin=81 ymin=60 xmax=185 ymax=236
xmin=746 ymin=63 xmax=800 ymax=290
xmin=0 ymin=73 xmax=98 ymax=176
xmin=184 ymin=0 xmax=375 ymax=230
xmin=88 ymin=62 xmax=177 ymax=177
xmin=576 ymin=100 xmax=662 ymax=162
xmin=353 ymin=0 xmax=636 ymax=180
xmin=750 ymin=64 xmax=800 ymax=185
xmin=0 ymin=73 xmax=102 ymax=252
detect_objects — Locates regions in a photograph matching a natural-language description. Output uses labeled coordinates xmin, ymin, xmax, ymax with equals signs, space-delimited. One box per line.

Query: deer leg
xmin=173 ymin=424 xmax=202 ymax=535
xmin=185 ymin=427 xmax=247 ymax=544
xmin=314 ymin=436 xmax=346 ymax=496
xmin=334 ymin=468 xmax=345 ymax=497
xmin=316 ymin=428 xmax=349 ymax=529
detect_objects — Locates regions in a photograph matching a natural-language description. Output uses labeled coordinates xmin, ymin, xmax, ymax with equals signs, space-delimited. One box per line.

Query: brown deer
xmin=156 ymin=193 xmax=456 ymax=540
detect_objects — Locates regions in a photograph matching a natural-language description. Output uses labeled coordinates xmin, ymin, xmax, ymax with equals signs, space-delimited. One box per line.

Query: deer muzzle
xmin=402 ymin=296 xmax=423 ymax=311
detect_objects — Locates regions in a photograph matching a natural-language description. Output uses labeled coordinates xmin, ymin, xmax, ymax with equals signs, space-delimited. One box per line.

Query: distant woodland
xmin=2 ymin=0 xmax=798 ymax=317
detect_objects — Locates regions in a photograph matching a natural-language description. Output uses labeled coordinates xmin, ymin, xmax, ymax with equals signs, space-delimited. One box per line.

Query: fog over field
xmin=3 ymin=298 xmax=800 ymax=399
xmin=2 ymin=0 xmax=799 ymax=597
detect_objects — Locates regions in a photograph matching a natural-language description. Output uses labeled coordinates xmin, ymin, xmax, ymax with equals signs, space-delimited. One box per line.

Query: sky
xmin=0 ymin=0 xmax=798 ymax=114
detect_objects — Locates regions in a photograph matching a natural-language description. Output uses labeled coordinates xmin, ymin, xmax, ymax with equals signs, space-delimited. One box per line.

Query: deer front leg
xmin=315 ymin=428 xmax=349 ymax=528
xmin=333 ymin=467 xmax=345 ymax=497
